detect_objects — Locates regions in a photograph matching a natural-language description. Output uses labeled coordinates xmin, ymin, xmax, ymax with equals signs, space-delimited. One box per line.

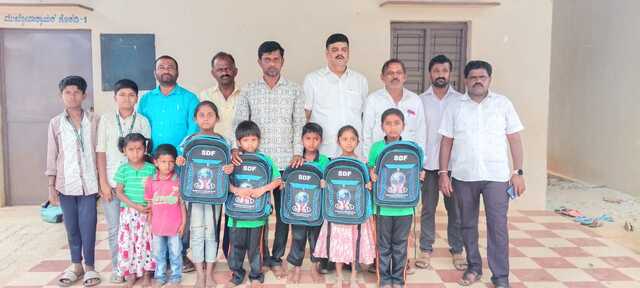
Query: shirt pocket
xmin=345 ymin=89 xmax=362 ymax=112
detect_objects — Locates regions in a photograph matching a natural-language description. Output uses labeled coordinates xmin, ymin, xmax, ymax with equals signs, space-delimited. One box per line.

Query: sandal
xmin=58 ymin=269 xmax=84 ymax=287
xmin=83 ymin=270 xmax=101 ymax=287
xmin=452 ymin=252 xmax=468 ymax=271
xmin=555 ymin=207 xmax=583 ymax=218
xmin=415 ymin=251 xmax=432 ymax=269
xmin=458 ymin=270 xmax=482 ymax=286
xmin=110 ymin=273 xmax=124 ymax=283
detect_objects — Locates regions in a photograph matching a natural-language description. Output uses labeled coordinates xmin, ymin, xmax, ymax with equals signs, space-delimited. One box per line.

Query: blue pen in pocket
xmin=506 ymin=185 xmax=517 ymax=200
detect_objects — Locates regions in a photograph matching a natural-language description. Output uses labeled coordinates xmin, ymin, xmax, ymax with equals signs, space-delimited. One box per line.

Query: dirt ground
xmin=547 ymin=174 xmax=640 ymax=254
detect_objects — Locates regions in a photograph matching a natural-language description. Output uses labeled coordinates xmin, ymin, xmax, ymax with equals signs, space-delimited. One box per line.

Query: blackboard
xmin=100 ymin=34 xmax=156 ymax=91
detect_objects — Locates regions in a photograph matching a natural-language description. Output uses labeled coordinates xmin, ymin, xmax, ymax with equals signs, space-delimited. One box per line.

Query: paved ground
xmin=2 ymin=199 xmax=640 ymax=287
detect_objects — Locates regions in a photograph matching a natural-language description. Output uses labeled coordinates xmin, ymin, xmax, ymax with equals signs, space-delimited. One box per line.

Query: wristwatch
xmin=512 ymin=169 xmax=524 ymax=176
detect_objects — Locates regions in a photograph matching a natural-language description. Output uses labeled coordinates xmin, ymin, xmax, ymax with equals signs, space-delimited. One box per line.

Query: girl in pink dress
xmin=314 ymin=125 xmax=375 ymax=288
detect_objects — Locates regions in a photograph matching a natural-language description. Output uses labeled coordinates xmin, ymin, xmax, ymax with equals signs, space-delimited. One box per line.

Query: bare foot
xmin=334 ymin=275 xmax=343 ymax=288
xmin=310 ymin=263 xmax=322 ymax=282
xmin=152 ymin=279 xmax=165 ymax=288
xmin=141 ymin=273 xmax=152 ymax=288
xmin=123 ymin=276 xmax=136 ymax=288
xmin=288 ymin=267 xmax=301 ymax=283
xmin=223 ymin=281 xmax=239 ymax=288
xmin=249 ymin=279 xmax=263 ymax=288
xmin=350 ymin=273 xmax=359 ymax=288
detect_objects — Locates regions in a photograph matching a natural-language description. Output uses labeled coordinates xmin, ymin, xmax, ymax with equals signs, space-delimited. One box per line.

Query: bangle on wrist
xmin=437 ymin=170 xmax=448 ymax=175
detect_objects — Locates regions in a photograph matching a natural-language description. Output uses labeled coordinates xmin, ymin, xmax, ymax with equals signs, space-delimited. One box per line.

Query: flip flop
xmin=555 ymin=207 xmax=583 ymax=218
xmin=57 ymin=269 xmax=84 ymax=287
xmin=452 ymin=252 xmax=468 ymax=271
xmin=458 ymin=270 xmax=481 ymax=286
xmin=82 ymin=270 xmax=101 ymax=287
xmin=414 ymin=251 xmax=432 ymax=269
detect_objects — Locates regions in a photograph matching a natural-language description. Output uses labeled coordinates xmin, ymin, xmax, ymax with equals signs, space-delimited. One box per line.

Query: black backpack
xmin=224 ymin=153 xmax=273 ymax=221
xmin=373 ymin=140 xmax=424 ymax=209
xmin=180 ymin=135 xmax=231 ymax=204
xmin=323 ymin=157 xmax=371 ymax=225
xmin=280 ymin=162 xmax=324 ymax=226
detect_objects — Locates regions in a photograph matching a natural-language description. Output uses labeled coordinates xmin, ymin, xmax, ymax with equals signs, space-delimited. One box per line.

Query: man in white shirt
xmin=416 ymin=55 xmax=466 ymax=272
xmin=362 ymin=59 xmax=426 ymax=159
xmin=304 ymin=33 xmax=368 ymax=158
xmin=438 ymin=60 xmax=526 ymax=288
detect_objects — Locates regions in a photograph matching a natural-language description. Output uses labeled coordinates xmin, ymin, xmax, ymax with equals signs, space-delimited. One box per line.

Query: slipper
xmin=415 ymin=251 xmax=432 ymax=269
xmin=458 ymin=270 xmax=482 ymax=286
xmin=452 ymin=252 xmax=468 ymax=271
xmin=575 ymin=216 xmax=594 ymax=225
xmin=83 ymin=270 xmax=101 ymax=287
xmin=58 ymin=269 xmax=84 ymax=287
xmin=555 ymin=207 xmax=583 ymax=218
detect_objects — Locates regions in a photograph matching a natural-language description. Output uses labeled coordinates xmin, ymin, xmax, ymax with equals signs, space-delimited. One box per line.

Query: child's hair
xmin=302 ymin=122 xmax=323 ymax=139
xmin=154 ymin=144 xmax=177 ymax=160
xmin=118 ymin=133 xmax=152 ymax=161
xmin=337 ymin=125 xmax=359 ymax=141
xmin=194 ymin=100 xmax=220 ymax=119
xmin=235 ymin=120 xmax=261 ymax=141
xmin=380 ymin=108 xmax=405 ymax=124
xmin=58 ymin=75 xmax=87 ymax=93
xmin=113 ymin=79 xmax=139 ymax=95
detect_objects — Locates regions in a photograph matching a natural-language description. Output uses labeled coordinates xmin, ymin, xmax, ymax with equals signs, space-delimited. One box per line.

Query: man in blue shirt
xmin=138 ymin=55 xmax=199 ymax=273
xmin=139 ymin=55 xmax=199 ymax=151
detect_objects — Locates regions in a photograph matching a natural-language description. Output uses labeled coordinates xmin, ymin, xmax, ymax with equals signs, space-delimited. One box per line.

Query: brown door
xmin=1 ymin=29 xmax=93 ymax=205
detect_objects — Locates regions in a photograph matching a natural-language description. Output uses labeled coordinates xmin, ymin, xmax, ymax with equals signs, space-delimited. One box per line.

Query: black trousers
xmin=376 ymin=215 xmax=412 ymax=286
xmin=228 ymin=226 xmax=265 ymax=284
xmin=287 ymin=224 xmax=321 ymax=266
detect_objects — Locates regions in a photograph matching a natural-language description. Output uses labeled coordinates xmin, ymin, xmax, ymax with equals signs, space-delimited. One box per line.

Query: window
xmin=391 ymin=22 xmax=468 ymax=94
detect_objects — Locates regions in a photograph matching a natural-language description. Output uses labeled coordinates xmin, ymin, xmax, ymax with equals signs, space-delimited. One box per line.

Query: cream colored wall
xmin=548 ymin=0 xmax=640 ymax=197
xmin=0 ymin=0 xmax=552 ymax=209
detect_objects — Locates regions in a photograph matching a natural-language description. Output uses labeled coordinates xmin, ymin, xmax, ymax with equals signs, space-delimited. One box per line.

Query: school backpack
xmin=224 ymin=153 xmax=273 ymax=220
xmin=179 ymin=135 xmax=231 ymax=204
xmin=280 ymin=162 xmax=324 ymax=226
xmin=373 ymin=140 xmax=424 ymax=208
xmin=323 ymin=157 xmax=371 ymax=225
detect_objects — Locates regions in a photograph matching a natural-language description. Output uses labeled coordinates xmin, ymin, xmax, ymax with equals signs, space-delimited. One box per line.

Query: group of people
xmin=45 ymin=33 xmax=526 ymax=288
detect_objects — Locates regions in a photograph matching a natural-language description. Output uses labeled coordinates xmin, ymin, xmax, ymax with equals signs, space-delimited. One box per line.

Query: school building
xmin=0 ymin=0 xmax=554 ymax=208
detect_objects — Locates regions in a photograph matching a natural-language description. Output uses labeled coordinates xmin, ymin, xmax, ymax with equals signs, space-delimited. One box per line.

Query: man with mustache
xmin=304 ymin=33 xmax=369 ymax=158
xmin=416 ymin=55 xmax=466 ymax=271
xmin=138 ymin=55 xmax=200 ymax=273
xmin=232 ymin=41 xmax=306 ymax=280
xmin=438 ymin=60 xmax=525 ymax=288
xmin=361 ymin=59 xmax=426 ymax=276
xmin=200 ymin=52 xmax=240 ymax=140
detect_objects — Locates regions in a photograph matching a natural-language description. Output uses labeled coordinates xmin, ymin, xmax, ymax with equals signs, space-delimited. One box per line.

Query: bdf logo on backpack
xmin=201 ymin=149 xmax=217 ymax=156
xmin=338 ymin=170 xmax=351 ymax=177
xmin=393 ymin=155 xmax=408 ymax=161
xmin=298 ymin=174 xmax=311 ymax=181
xmin=243 ymin=165 xmax=257 ymax=172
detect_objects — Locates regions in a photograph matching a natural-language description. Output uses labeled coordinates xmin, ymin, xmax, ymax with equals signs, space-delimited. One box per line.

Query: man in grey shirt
xmin=232 ymin=41 xmax=306 ymax=278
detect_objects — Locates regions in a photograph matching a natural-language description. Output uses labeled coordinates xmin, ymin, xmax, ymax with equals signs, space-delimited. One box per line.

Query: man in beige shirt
xmin=199 ymin=52 xmax=240 ymax=140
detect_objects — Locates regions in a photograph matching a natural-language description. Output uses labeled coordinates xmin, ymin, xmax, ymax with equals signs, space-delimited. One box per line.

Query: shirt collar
xmin=152 ymin=172 xmax=177 ymax=181
xmin=303 ymin=149 xmax=320 ymax=162
xmin=383 ymin=87 xmax=410 ymax=104
xmin=384 ymin=136 xmax=402 ymax=144
xmin=424 ymin=85 xmax=456 ymax=100
xmin=321 ymin=66 xmax=351 ymax=78
xmin=258 ymin=77 xmax=287 ymax=89
xmin=153 ymin=84 xmax=182 ymax=96
xmin=211 ymin=84 xmax=240 ymax=98
xmin=462 ymin=90 xmax=495 ymax=103
xmin=63 ymin=109 xmax=86 ymax=121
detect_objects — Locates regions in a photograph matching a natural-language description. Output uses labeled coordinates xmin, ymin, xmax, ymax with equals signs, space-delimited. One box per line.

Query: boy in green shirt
xmin=226 ymin=120 xmax=282 ymax=287
xmin=286 ymin=122 xmax=329 ymax=283
xmin=369 ymin=108 xmax=425 ymax=288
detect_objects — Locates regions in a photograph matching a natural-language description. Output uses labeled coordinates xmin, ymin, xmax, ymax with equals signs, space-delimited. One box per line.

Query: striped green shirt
xmin=114 ymin=162 xmax=156 ymax=208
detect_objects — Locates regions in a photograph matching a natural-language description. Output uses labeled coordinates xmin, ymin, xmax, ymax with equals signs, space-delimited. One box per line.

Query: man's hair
xmin=381 ymin=58 xmax=406 ymax=74
xmin=154 ymin=55 xmax=179 ymax=70
xmin=58 ymin=75 xmax=87 ymax=93
xmin=113 ymin=79 xmax=138 ymax=95
xmin=258 ymin=41 xmax=284 ymax=59
xmin=325 ymin=33 xmax=349 ymax=49
xmin=302 ymin=122 xmax=323 ymax=139
xmin=154 ymin=144 xmax=177 ymax=160
xmin=464 ymin=60 xmax=492 ymax=78
xmin=211 ymin=51 xmax=236 ymax=68
xmin=428 ymin=54 xmax=453 ymax=72
xmin=381 ymin=108 xmax=405 ymax=124
xmin=235 ymin=120 xmax=261 ymax=141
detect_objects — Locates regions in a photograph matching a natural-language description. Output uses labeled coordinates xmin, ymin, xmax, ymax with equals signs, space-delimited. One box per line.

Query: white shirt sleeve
xmin=505 ymin=99 xmax=524 ymax=134
xmin=438 ymin=103 xmax=455 ymax=138
xmin=361 ymin=95 xmax=376 ymax=157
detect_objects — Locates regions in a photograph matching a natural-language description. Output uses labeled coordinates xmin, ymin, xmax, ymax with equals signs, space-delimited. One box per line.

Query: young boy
xmin=226 ymin=120 xmax=282 ymax=288
xmin=46 ymin=75 xmax=101 ymax=287
xmin=144 ymin=144 xmax=186 ymax=287
xmin=286 ymin=122 xmax=330 ymax=283
xmin=368 ymin=108 xmax=425 ymax=288
xmin=96 ymin=79 xmax=151 ymax=283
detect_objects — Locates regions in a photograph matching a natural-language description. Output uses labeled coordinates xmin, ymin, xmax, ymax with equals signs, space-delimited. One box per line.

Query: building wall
xmin=0 ymin=0 xmax=552 ymax=208
xmin=548 ymin=0 xmax=640 ymax=197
